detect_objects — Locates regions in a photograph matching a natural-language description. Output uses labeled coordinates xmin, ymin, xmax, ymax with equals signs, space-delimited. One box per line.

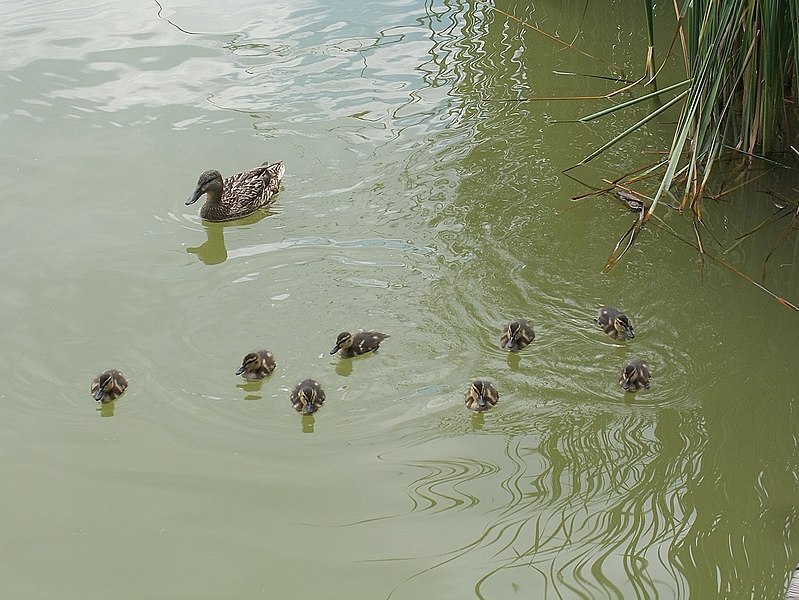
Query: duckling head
xmin=466 ymin=380 xmax=497 ymax=412
xmin=186 ymin=170 xmax=223 ymax=205
xmin=235 ymin=352 xmax=260 ymax=376
xmin=614 ymin=314 xmax=634 ymax=339
xmin=474 ymin=382 xmax=488 ymax=410
xmin=93 ymin=372 xmax=114 ymax=402
xmin=620 ymin=363 xmax=640 ymax=391
xmin=330 ymin=331 xmax=353 ymax=355
xmin=297 ymin=386 xmax=318 ymax=414
xmin=504 ymin=322 xmax=522 ymax=350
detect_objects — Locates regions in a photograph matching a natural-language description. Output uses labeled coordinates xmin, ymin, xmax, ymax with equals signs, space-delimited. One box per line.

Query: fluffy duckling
xmin=596 ymin=306 xmax=634 ymax=340
xmin=619 ymin=359 xmax=651 ymax=392
xmin=500 ymin=319 xmax=535 ymax=351
xmin=90 ymin=369 xmax=128 ymax=404
xmin=616 ymin=190 xmax=650 ymax=212
xmin=290 ymin=379 xmax=326 ymax=415
xmin=330 ymin=330 xmax=389 ymax=358
xmin=235 ymin=350 xmax=276 ymax=381
xmin=185 ymin=161 xmax=285 ymax=222
xmin=464 ymin=380 xmax=499 ymax=412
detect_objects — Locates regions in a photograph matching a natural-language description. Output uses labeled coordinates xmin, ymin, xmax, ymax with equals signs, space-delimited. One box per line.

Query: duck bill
xmin=304 ymin=402 xmax=315 ymax=415
xmin=621 ymin=380 xmax=631 ymax=392
xmin=235 ymin=366 xmax=246 ymax=376
xmin=477 ymin=395 xmax=486 ymax=410
xmin=329 ymin=345 xmax=340 ymax=355
xmin=185 ymin=188 xmax=203 ymax=206
xmin=94 ymin=388 xmax=105 ymax=402
xmin=506 ymin=337 xmax=517 ymax=350
xmin=625 ymin=328 xmax=635 ymax=339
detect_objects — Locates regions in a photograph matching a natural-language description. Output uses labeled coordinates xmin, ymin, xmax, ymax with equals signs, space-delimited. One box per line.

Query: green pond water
xmin=2 ymin=1 xmax=799 ymax=598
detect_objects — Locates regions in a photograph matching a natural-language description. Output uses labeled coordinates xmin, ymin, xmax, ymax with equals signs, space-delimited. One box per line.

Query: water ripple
xmin=374 ymin=401 xmax=703 ymax=599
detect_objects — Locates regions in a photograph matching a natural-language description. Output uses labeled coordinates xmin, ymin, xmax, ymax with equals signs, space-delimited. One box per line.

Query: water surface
xmin=2 ymin=1 xmax=798 ymax=598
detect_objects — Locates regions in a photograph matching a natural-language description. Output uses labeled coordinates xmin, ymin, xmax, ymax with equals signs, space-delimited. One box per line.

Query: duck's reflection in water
xmin=236 ymin=379 xmax=264 ymax=401
xmin=97 ymin=402 xmax=115 ymax=418
xmin=187 ymin=222 xmax=227 ymax=265
xmin=186 ymin=211 xmax=273 ymax=266
xmin=301 ymin=415 xmax=315 ymax=433
xmin=334 ymin=358 xmax=354 ymax=377
xmin=470 ymin=412 xmax=485 ymax=431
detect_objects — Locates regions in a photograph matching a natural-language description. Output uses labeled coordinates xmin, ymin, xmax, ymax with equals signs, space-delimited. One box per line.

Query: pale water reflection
xmin=1 ymin=0 xmax=798 ymax=599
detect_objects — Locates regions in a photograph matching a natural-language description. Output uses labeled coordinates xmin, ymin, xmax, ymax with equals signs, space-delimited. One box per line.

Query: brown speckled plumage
xmin=464 ymin=380 xmax=499 ymax=412
xmin=290 ymin=379 xmax=326 ymax=415
xmin=595 ymin=306 xmax=634 ymax=340
xmin=90 ymin=369 xmax=128 ymax=403
xmin=235 ymin=350 xmax=276 ymax=381
xmin=619 ymin=359 xmax=650 ymax=393
xmin=330 ymin=330 xmax=389 ymax=358
xmin=500 ymin=319 xmax=535 ymax=351
xmin=185 ymin=161 xmax=285 ymax=222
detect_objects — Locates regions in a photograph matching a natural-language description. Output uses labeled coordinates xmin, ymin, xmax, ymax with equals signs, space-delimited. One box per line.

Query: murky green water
xmin=2 ymin=1 xmax=799 ymax=598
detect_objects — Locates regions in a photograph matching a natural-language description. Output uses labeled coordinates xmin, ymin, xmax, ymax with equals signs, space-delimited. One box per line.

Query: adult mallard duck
xmin=330 ymin=331 xmax=389 ymax=358
xmin=90 ymin=369 xmax=128 ymax=404
xmin=500 ymin=319 xmax=535 ymax=351
xmin=235 ymin=350 xmax=276 ymax=381
xmin=185 ymin=161 xmax=285 ymax=222
xmin=290 ymin=379 xmax=326 ymax=415
xmin=596 ymin=306 xmax=634 ymax=340
xmin=464 ymin=380 xmax=499 ymax=412
xmin=619 ymin=359 xmax=651 ymax=392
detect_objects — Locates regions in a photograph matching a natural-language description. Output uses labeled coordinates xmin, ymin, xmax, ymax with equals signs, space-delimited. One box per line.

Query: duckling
xmin=185 ymin=161 xmax=285 ymax=222
xmin=619 ymin=359 xmax=651 ymax=392
xmin=290 ymin=379 xmax=326 ymax=415
xmin=90 ymin=369 xmax=128 ymax=403
xmin=464 ymin=380 xmax=499 ymax=412
xmin=330 ymin=330 xmax=389 ymax=358
xmin=235 ymin=350 xmax=276 ymax=381
xmin=500 ymin=319 xmax=535 ymax=351
xmin=596 ymin=306 xmax=634 ymax=340
xmin=616 ymin=190 xmax=650 ymax=212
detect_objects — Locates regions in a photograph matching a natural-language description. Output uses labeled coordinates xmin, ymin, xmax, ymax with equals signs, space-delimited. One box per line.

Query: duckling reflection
xmin=236 ymin=350 xmax=276 ymax=381
xmin=301 ymin=415 xmax=316 ymax=433
xmin=97 ymin=402 xmax=116 ymax=418
xmin=334 ymin=358 xmax=353 ymax=377
xmin=235 ymin=380 xmax=263 ymax=400
xmin=470 ymin=412 xmax=486 ymax=430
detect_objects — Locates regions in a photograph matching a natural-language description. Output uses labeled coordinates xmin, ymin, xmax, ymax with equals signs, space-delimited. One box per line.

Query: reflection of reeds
xmin=404 ymin=457 xmax=500 ymax=514
xmin=385 ymin=408 xmax=702 ymax=599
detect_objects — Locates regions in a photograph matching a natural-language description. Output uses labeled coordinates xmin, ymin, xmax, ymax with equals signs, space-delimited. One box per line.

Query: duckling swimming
xmin=235 ymin=350 xmax=276 ymax=381
xmin=596 ymin=306 xmax=634 ymax=340
xmin=500 ymin=319 xmax=535 ymax=351
xmin=90 ymin=369 xmax=128 ymax=403
xmin=330 ymin=331 xmax=389 ymax=358
xmin=619 ymin=359 xmax=650 ymax=392
xmin=464 ymin=380 xmax=499 ymax=412
xmin=185 ymin=161 xmax=285 ymax=222
xmin=290 ymin=379 xmax=326 ymax=415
